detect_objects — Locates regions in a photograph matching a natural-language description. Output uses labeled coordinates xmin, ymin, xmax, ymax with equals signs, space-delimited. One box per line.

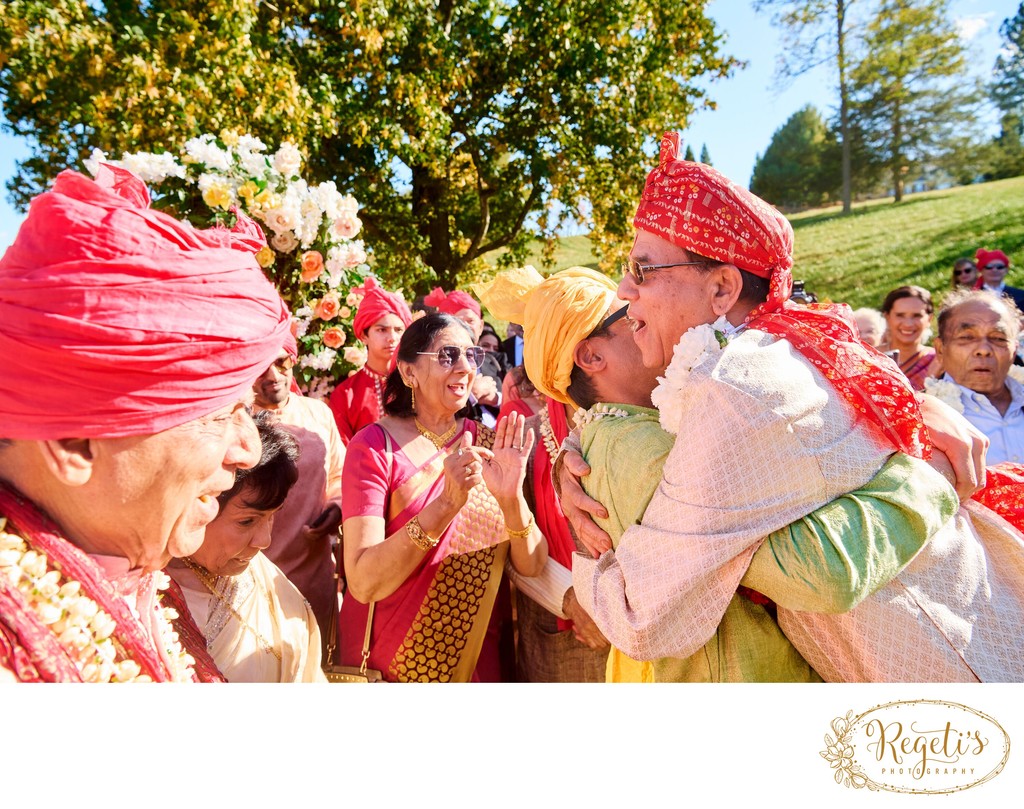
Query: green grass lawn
xmin=510 ymin=176 xmax=1024 ymax=312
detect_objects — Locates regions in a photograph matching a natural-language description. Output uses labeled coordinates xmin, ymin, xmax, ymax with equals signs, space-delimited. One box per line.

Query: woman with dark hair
xmin=338 ymin=312 xmax=547 ymax=681
xmin=164 ymin=410 xmax=327 ymax=682
xmin=881 ymin=285 xmax=938 ymax=391
xmin=951 ymin=257 xmax=978 ymax=290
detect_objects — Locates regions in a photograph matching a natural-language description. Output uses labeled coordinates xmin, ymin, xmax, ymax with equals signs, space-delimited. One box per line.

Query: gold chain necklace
xmin=415 ymin=418 xmax=458 ymax=450
xmin=181 ymin=557 xmax=282 ymax=663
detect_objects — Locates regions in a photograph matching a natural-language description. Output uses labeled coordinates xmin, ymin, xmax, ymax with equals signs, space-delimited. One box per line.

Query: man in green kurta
xmin=479 ymin=264 xmax=960 ymax=681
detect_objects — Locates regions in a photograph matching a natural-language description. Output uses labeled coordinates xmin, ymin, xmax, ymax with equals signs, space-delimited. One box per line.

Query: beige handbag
xmin=322 ymin=428 xmax=392 ymax=683
xmin=323 ymin=599 xmax=383 ymax=683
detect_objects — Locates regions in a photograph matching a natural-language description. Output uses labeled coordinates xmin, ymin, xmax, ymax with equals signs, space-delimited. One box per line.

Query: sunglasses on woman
xmin=417 ymin=345 xmax=486 ymax=368
xmin=954 ymin=267 xmax=976 ymax=277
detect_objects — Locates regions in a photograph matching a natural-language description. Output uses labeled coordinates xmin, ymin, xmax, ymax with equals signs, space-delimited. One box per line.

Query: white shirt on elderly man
xmin=945 ymin=373 xmax=1024 ymax=465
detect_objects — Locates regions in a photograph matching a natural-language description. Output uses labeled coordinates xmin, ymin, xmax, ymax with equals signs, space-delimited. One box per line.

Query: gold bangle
xmin=406 ymin=516 xmax=439 ymax=552
xmin=505 ymin=516 xmax=534 ymax=540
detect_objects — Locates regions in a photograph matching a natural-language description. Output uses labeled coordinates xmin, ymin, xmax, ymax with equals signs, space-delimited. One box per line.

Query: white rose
xmin=264 ymin=206 xmax=301 ymax=234
xmin=273 ymin=142 xmax=303 ymax=176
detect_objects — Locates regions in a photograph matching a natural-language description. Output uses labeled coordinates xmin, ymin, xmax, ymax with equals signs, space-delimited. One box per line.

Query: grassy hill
xmin=506 ymin=176 xmax=1024 ymax=312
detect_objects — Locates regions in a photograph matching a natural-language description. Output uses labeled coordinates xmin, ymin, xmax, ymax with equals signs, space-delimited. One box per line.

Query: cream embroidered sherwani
xmin=573 ymin=329 xmax=1024 ymax=682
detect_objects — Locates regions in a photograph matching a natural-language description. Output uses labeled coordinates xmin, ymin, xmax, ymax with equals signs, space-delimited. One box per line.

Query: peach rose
xmin=322 ymin=326 xmax=347 ymax=349
xmin=300 ymin=250 xmax=324 ymax=282
xmin=314 ymin=292 xmax=341 ymax=321
xmin=333 ymin=213 xmax=362 ymax=240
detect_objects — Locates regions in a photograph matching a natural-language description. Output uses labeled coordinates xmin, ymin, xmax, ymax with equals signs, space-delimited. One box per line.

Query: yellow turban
xmin=474 ymin=265 xmax=618 ymax=408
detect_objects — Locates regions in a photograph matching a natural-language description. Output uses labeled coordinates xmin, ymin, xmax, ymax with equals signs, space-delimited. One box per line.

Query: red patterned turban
xmin=632 ymin=133 xmax=928 ymax=458
xmin=424 ymin=286 xmax=481 ymax=317
xmin=0 ymin=165 xmax=292 ymax=439
xmin=352 ymin=276 xmax=412 ymax=339
xmin=975 ymin=248 xmax=1010 ymax=268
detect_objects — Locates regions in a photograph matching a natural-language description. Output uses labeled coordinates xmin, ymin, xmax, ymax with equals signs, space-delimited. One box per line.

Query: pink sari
xmin=339 ymin=421 xmax=510 ymax=682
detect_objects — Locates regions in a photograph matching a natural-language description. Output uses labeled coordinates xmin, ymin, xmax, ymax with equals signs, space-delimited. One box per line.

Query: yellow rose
xmin=255 ymin=246 xmax=276 ymax=268
xmin=238 ymin=181 xmax=259 ymax=201
xmin=202 ymin=183 xmax=233 ymax=210
xmin=220 ymin=129 xmax=240 ymax=147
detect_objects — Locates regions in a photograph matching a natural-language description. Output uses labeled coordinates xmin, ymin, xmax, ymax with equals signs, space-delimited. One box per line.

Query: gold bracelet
xmin=406 ymin=516 xmax=439 ymax=552
xmin=505 ymin=516 xmax=534 ymax=540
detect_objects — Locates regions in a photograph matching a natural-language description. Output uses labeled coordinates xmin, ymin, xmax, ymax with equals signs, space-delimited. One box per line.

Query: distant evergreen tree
xmin=700 ymin=144 xmax=713 ymax=165
xmin=992 ymin=3 xmax=1024 ymax=117
xmin=684 ymin=144 xmax=697 ymax=161
xmin=750 ymin=105 xmax=839 ymax=209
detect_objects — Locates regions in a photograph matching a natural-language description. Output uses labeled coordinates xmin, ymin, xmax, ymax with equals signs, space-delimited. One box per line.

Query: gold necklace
xmin=415 ymin=418 xmax=458 ymax=450
xmin=181 ymin=557 xmax=282 ymax=663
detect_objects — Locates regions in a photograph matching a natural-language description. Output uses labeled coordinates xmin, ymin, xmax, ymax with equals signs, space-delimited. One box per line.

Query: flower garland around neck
xmin=651 ymin=316 xmax=735 ymax=435
xmin=571 ymin=403 xmax=633 ymax=431
xmin=0 ymin=519 xmax=196 ymax=682
xmin=923 ymin=376 xmax=965 ymax=414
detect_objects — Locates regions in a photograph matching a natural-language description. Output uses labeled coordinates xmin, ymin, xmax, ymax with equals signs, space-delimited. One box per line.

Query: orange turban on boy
xmin=0 ymin=165 xmax=291 ymax=439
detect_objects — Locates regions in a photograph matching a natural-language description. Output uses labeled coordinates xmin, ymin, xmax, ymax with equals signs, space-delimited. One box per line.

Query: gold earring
xmin=404 ymin=377 xmax=416 ymax=412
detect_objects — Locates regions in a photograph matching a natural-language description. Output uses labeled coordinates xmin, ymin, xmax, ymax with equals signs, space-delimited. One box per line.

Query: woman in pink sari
xmin=339 ymin=312 xmax=548 ymax=681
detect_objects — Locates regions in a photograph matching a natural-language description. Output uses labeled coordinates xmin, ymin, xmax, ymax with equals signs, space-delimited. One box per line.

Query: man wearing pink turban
xmin=329 ymin=277 xmax=412 ymax=445
xmin=0 ymin=165 xmax=291 ymax=682
xmin=975 ymin=247 xmax=1024 ymax=311
xmin=561 ymin=134 xmax=1024 ymax=682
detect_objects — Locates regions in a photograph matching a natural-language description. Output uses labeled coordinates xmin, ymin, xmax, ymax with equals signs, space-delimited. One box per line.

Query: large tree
xmin=848 ymin=0 xmax=978 ymax=202
xmin=750 ymin=104 xmax=839 ymax=209
xmin=0 ymin=1 xmax=738 ymax=291
xmin=991 ymin=2 xmax=1024 ymax=117
xmin=754 ymin=0 xmax=865 ymax=214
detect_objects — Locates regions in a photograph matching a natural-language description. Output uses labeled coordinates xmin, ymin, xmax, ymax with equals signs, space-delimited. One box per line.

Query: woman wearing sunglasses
xmin=336 ymin=312 xmax=547 ymax=681
xmin=950 ymin=257 xmax=978 ymax=290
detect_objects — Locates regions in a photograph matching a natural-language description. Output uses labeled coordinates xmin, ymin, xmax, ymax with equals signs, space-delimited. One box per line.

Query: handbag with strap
xmin=321 ymin=427 xmax=393 ymax=683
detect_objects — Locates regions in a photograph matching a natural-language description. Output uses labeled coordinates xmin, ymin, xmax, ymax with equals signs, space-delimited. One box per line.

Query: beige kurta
xmin=255 ymin=393 xmax=345 ymax=643
xmin=573 ymin=328 xmax=1024 ymax=682
xmin=171 ymin=552 xmax=326 ymax=683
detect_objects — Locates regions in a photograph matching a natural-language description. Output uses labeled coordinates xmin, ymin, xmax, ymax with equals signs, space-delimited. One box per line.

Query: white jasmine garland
xmin=572 ymin=403 xmax=632 ymax=431
xmin=923 ymin=376 xmax=966 ymax=414
xmin=1008 ymin=365 xmax=1024 ymax=386
xmin=651 ymin=316 xmax=733 ymax=435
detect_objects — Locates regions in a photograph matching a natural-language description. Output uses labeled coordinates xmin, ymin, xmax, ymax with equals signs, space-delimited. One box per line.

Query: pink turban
xmin=424 ymin=286 xmax=481 ymax=317
xmin=975 ymin=248 xmax=1011 ymax=268
xmin=634 ymin=132 xmax=794 ymax=285
xmin=352 ymin=276 xmax=412 ymax=339
xmin=0 ymin=165 xmax=292 ymax=439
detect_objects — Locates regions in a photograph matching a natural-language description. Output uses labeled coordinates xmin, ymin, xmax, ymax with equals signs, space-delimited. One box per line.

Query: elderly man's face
xmin=94 ymin=401 xmax=261 ymax=570
xmin=253 ymin=351 xmax=295 ymax=408
xmin=618 ymin=230 xmax=719 ymax=371
xmin=936 ymin=298 xmax=1017 ymax=399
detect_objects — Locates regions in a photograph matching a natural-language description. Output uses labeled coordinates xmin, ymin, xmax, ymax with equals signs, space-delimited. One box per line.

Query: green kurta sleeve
xmin=742 ymin=452 xmax=960 ymax=613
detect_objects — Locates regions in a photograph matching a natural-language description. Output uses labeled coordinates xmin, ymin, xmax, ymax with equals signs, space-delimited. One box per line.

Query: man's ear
xmin=709 ymin=264 xmax=744 ymax=317
xmin=37 ymin=438 xmax=96 ymax=486
xmin=572 ymin=337 xmax=607 ymax=374
xmin=933 ymin=337 xmax=944 ymax=361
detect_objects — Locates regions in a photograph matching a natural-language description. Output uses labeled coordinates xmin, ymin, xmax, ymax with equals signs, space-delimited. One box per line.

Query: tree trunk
xmin=411 ymin=164 xmax=454 ymax=285
xmin=837 ymin=0 xmax=852 ymax=214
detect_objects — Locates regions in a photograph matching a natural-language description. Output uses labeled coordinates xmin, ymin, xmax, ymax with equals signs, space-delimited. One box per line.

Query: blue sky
xmin=0 ymin=0 xmax=1019 ymax=252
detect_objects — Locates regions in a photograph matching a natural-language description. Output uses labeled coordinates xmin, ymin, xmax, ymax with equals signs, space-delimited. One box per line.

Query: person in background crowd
xmin=952 ymin=257 xmax=979 ymax=290
xmin=502 ymin=322 xmax=525 ymax=369
xmin=329 ymin=277 xmax=412 ymax=445
xmin=251 ymin=338 xmax=346 ymax=653
xmin=338 ymin=313 xmax=546 ymax=681
xmin=0 ymin=165 xmax=287 ymax=682
xmin=976 ymin=248 xmax=1024 ymax=311
xmin=881 ymin=285 xmax=938 ymax=391
xmin=165 ymin=411 xmax=327 ymax=682
xmin=931 ymin=290 xmax=1024 ymax=465
xmin=852 ymin=307 xmax=886 ymax=348
xmin=478 ymin=324 xmax=511 ymax=381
